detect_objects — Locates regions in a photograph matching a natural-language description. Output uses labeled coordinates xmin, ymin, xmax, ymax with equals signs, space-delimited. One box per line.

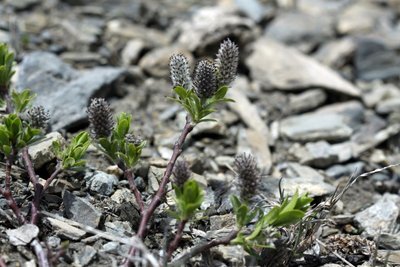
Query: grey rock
xmin=86 ymin=171 xmax=118 ymax=196
xmin=265 ymin=12 xmax=334 ymax=46
xmin=290 ymin=141 xmax=339 ymax=168
xmin=289 ymin=89 xmax=327 ymax=113
xmin=297 ymin=0 xmax=350 ymax=16
xmin=201 ymin=187 xmax=215 ymax=210
xmin=228 ymin=77 xmax=272 ymax=171
xmin=59 ymin=18 xmax=103 ymax=47
xmin=6 ymin=0 xmax=39 ymax=10
xmin=326 ymin=162 xmax=365 ymax=179
xmin=380 ymin=233 xmax=400 ymax=249
xmin=330 ymin=142 xmax=353 ymax=163
xmin=106 ymin=19 xmax=169 ymax=48
xmin=234 ymin=0 xmax=267 ymax=22
xmin=101 ymin=241 xmax=119 ymax=253
xmin=177 ymin=6 xmax=256 ymax=53
xmin=74 ymin=245 xmax=96 ymax=267
xmin=337 ymin=2 xmax=393 ymax=34
xmin=104 ymin=221 xmax=132 ymax=237
xmin=271 ymin=162 xmax=335 ymax=197
xmin=17 ymin=52 xmax=125 ymax=130
xmin=212 ymin=244 xmax=245 ymax=266
xmin=210 ymin=214 xmax=236 ymax=231
xmin=139 ymin=46 xmax=192 ymax=78
xmin=355 ymin=193 xmax=400 ymax=236
xmin=148 ymin=166 xmax=165 ymax=193
xmin=280 ymin=113 xmax=353 ymax=142
xmin=363 ymin=83 xmax=400 ymax=108
xmin=46 ymin=218 xmax=86 ymax=240
xmin=314 ymin=37 xmax=356 ymax=68
xmin=317 ymin=101 xmax=365 ymax=130
xmin=111 ymin=188 xmax=136 ymax=205
xmin=377 ymin=250 xmax=400 ymax=266
xmin=246 ymin=38 xmax=360 ymax=97
xmin=192 ymin=121 xmax=227 ymax=137
xmin=63 ymin=190 xmax=102 ymax=228
xmin=6 ymin=224 xmax=39 ymax=246
xmin=60 ymin=52 xmax=106 ymax=67
xmin=121 ymin=39 xmax=145 ymax=66
xmin=376 ymin=98 xmax=400 ymax=114
xmin=0 ymin=30 xmax=10 ymax=44
xmin=27 ymin=132 xmax=65 ymax=169
xmin=46 ymin=236 xmax=61 ymax=249
xmin=355 ymin=39 xmax=400 ymax=81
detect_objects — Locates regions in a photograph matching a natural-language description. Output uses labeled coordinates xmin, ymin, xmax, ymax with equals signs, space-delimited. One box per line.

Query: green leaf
xmin=236 ymin=205 xmax=249 ymax=227
xmin=230 ymin=195 xmax=241 ymax=212
xmin=0 ymin=129 xmax=10 ymax=146
xmin=280 ymin=191 xmax=299 ymax=214
xmin=213 ymin=86 xmax=228 ymax=100
xmin=11 ymin=89 xmax=36 ymax=113
xmin=115 ymin=114 xmax=130 ymax=139
xmin=295 ymin=194 xmax=313 ymax=211
xmin=270 ymin=210 xmax=305 ymax=227
xmin=263 ymin=206 xmax=280 ymax=226
xmin=173 ymin=179 xmax=204 ymax=221
xmin=173 ymin=86 xmax=188 ymax=99
xmin=2 ymin=144 xmax=11 ymax=156
xmin=63 ymin=157 xmax=75 ymax=169
xmin=75 ymin=131 xmax=89 ymax=146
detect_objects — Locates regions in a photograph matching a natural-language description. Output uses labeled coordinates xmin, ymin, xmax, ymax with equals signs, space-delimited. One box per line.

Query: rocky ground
xmin=1 ymin=0 xmax=400 ymax=266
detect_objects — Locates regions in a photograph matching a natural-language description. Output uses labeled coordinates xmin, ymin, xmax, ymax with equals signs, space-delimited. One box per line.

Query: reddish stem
xmin=125 ymin=169 xmax=144 ymax=213
xmin=1 ymin=153 xmax=26 ymax=224
xmin=167 ymin=219 xmax=187 ymax=260
xmin=124 ymin=118 xmax=194 ymax=266
xmin=169 ymin=229 xmax=239 ymax=266
xmin=0 ymin=256 xmax=6 ymax=267
xmin=42 ymin=164 xmax=62 ymax=192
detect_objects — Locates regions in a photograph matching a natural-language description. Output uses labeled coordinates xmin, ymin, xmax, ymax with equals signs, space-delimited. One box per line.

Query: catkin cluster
xmin=169 ymin=39 xmax=239 ymax=99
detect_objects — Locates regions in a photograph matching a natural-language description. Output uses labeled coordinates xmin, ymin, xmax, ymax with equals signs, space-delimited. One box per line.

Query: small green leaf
xmin=173 ymin=86 xmax=188 ymax=99
xmin=213 ymin=86 xmax=228 ymax=100
xmin=63 ymin=157 xmax=75 ymax=169
xmin=2 ymin=144 xmax=11 ymax=156
xmin=270 ymin=210 xmax=305 ymax=227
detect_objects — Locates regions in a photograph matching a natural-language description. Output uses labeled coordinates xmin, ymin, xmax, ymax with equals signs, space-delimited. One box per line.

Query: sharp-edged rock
xmin=246 ymin=38 xmax=360 ymax=97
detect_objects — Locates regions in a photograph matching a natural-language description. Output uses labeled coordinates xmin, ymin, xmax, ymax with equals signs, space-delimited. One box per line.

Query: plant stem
xmin=0 ymin=256 xmax=6 ymax=267
xmin=21 ymin=148 xmax=41 ymax=224
xmin=167 ymin=219 xmax=187 ymax=260
xmin=169 ymin=229 xmax=239 ymax=267
xmin=1 ymin=152 xmax=26 ymax=224
xmin=125 ymin=168 xmax=144 ymax=213
xmin=31 ymin=238 xmax=51 ymax=267
xmin=42 ymin=164 xmax=62 ymax=192
xmin=124 ymin=118 xmax=194 ymax=266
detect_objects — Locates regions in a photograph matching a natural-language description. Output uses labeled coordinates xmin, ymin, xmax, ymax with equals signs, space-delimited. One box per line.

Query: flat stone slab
xmin=246 ymin=38 xmax=360 ymax=97
xmin=17 ymin=52 xmax=125 ymax=130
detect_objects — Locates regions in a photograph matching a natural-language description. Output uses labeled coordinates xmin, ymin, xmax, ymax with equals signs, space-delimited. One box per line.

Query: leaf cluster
xmin=170 ymin=179 xmax=204 ymax=221
xmin=11 ymin=89 xmax=36 ymax=113
xmin=52 ymin=132 xmax=90 ymax=169
xmin=230 ymin=192 xmax=313 ymax=255
xmin=171 ymin=85 xmax=233 ymax=124
xmin=0 ymin=113 xmax=41 ymax=156
xmin=0 ymin=44 xmax=15 ymax=88
xmin=96 ymin=113 xmax=145 ymax=169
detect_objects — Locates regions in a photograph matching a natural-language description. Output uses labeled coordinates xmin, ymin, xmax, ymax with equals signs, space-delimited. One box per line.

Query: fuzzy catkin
xmin=215 ymin=39 xmax=239 ymax=87
xmin=87 ymin=98 xmax=114 ymax=139
xmin=173 ymin=160 xmax=191 ymax=188
xmin=27 ymin=106 xmax=50 ymax=129
xmin=169 ymin=54 xmax=192 ymax=90
xmin=234 ymin=153 xmax=260 ymax=201
xmin=193 ymin=59 xmax=218 ymax=99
